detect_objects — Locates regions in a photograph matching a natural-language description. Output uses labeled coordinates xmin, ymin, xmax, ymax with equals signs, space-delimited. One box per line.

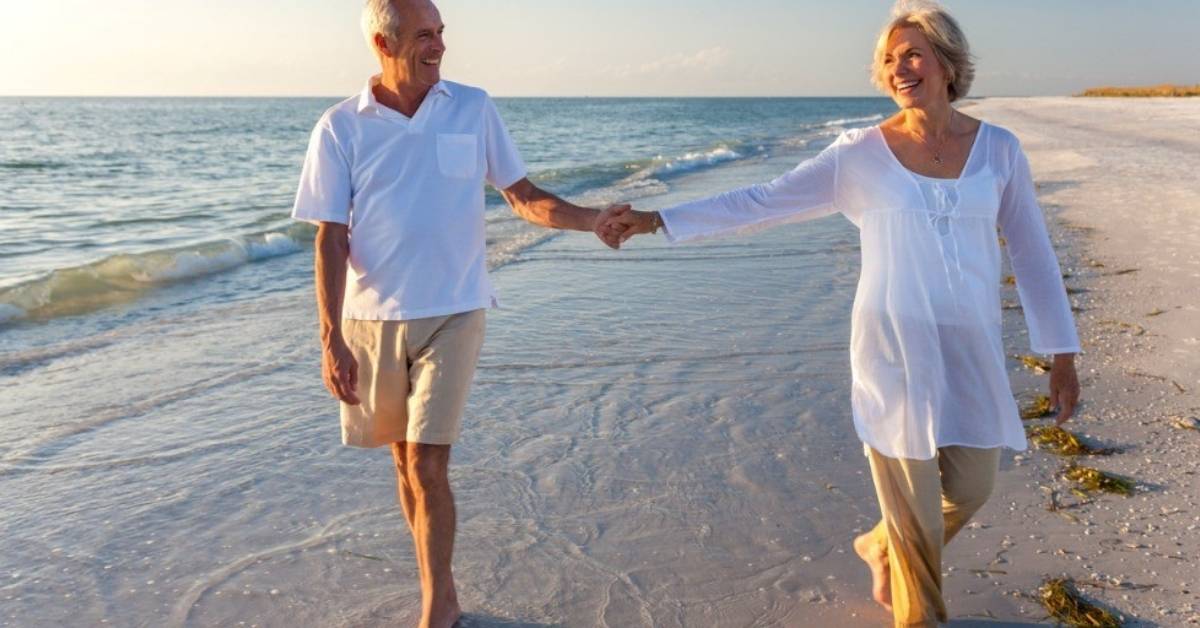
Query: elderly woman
xmin=606 ymin=2 xmax=1081 ymax=626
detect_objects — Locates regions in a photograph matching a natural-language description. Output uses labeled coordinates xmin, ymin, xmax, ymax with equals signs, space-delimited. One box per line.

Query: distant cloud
xmin=510 ymin=56 xmax=571 ymax=78
xmin=604 ymin=46 xmax=732 ymax=79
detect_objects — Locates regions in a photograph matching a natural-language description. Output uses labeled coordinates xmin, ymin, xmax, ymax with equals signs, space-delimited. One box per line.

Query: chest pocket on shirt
xmin=437 ymin=133 xmax=479 ymax=179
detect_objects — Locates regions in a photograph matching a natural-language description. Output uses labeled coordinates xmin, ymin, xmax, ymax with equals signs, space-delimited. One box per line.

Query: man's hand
xmin=594 ymin=204 xmax=632 ymax=249
xmin=322 ymin=338 xmax=360 ymax=405
xmin=608 ymin=209 xmax=661 ymax=242
xmin=1049 ymin=353 xmax=1080 ymax=425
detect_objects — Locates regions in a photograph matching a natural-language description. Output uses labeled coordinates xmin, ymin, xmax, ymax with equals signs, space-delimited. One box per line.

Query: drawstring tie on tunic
xmin=925 ymin=182 xmax=965 ymax=313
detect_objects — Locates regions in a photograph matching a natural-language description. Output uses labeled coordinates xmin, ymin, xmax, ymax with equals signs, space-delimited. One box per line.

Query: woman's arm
xmin=998 ymin=141 xmax=1082 ymax=422
xmin=610 ymin=135 xmax=847 ymax=243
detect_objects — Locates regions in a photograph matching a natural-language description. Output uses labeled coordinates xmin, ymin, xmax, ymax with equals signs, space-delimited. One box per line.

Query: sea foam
xmin=0 ymin=228 xmax=309 ymax=324
xmin=0 ymin=303 xmax=24 ymax=324
xmin=821 ymin=113 xmax=885 ymax=128
xmin=648 ymin=146 xmax=743 ymax=176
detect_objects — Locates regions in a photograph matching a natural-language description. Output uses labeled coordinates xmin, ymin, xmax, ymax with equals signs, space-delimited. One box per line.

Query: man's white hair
xmin=361 ymin=0 xmax=403 ymax=52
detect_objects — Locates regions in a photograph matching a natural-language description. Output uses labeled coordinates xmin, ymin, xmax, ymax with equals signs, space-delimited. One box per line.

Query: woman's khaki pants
xmin=864 ymin=445 xmax=1001 ymax=627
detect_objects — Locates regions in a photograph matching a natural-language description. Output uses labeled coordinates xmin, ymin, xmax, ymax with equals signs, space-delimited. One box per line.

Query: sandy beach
xmin=933 ymin=96 xmax=1200 ymax=626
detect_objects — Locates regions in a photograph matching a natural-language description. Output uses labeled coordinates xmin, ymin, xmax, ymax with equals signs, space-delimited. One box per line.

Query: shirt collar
xmin=357 ymin=75 xmax=452 ymax=115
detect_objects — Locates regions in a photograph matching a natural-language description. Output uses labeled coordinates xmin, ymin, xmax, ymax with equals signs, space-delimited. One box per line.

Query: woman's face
xmin=882 ymin=26 xmax=950 ymax=109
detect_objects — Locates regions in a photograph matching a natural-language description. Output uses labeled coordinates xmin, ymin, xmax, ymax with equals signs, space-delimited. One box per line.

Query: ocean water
xmin=0 ymin=97 xmax=888 ymax=325
xmin=0 ymin=96 xmax=995 ymax=627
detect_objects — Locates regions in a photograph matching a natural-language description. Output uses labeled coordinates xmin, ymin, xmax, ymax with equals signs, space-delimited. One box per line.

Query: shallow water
xmin=1 ymin=155 xmax=886 ymax=627
xmin=0 ymin=98 xmax=966 ymax=626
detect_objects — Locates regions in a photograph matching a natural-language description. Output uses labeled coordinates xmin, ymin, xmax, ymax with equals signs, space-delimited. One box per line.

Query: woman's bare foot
xmin=854 ymin=532 xmax=892 ymax=613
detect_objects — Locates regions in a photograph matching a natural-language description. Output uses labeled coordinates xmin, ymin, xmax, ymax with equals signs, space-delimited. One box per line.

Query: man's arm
xmin=501 ymin=177 xmax=627 ymax=249
xmin=315 ymin=222 xmax=359 ymax=405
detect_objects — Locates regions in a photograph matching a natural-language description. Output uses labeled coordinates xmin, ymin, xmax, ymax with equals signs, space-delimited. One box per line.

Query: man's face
xmin=383 ymin=0 xmax=445 ymax=90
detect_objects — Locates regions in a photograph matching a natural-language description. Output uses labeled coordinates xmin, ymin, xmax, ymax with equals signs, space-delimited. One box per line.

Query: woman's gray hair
xmin=871 ymin=0 xmax=975 ymax=102
xmin=361 ymin=0 xmax=403 ymax=52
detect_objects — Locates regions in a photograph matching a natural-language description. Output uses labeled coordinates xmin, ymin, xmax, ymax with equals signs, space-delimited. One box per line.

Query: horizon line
xmin=0 ymin=93 xmax=1049 ymax=100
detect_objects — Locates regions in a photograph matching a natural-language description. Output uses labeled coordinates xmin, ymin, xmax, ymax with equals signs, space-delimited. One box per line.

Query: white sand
xmin=942 ymin=96 xmax=1200 ymax=625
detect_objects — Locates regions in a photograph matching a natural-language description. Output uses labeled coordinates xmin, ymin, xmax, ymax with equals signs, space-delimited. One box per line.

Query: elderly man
xmin=291 ymin=1 xmax=623 ymax=626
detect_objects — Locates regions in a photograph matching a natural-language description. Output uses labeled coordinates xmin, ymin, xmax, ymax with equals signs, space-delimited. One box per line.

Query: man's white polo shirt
xmin=292 ymin=76 xmax=526 ymax=321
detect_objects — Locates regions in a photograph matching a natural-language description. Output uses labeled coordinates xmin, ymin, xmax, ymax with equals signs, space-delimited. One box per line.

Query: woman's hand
xmin=594 ymin=207 xmax=661 ymax=243
xmin=616 ymin=210 xmax=661 ymax=242
xmin=1049 ymin=353 xmax=1080 ymax=425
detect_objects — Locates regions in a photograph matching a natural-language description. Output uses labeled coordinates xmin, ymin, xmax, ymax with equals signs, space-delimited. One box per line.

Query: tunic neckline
xmin=873 ymin=122 xmax=987 ymax=184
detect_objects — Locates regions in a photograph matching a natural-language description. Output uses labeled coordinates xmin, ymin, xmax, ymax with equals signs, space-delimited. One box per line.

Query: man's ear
xmin=373 ymin=32 xmax=392 ymax=57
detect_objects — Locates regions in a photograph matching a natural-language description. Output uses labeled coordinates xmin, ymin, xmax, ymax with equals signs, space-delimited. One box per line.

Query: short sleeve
xmin=998 ymin=139 xmax=1081 ymax=354
xmin=482 ymin=97 xmax=527 ymax=190
xmin=659 ymin=133 xmax=844 ymax=243
xmin=291 ymin=121 xmax=352 ymax=226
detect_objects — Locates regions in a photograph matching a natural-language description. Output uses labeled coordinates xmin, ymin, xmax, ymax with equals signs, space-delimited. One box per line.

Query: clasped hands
xmin=591 ymin=204 xmax=659 ymax=249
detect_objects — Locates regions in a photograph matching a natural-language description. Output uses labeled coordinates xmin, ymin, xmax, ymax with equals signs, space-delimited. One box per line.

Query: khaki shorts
xmin=340 ymin=309 xmax=486 ymax=448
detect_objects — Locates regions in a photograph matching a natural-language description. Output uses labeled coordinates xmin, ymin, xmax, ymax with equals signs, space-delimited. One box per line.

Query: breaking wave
xmin=0 ymin=225 xmax=310 ymax=324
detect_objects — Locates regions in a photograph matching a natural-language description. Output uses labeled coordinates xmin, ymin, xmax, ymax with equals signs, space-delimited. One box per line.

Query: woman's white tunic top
xmin=659 ymin=123 xmax=1081 ymax=460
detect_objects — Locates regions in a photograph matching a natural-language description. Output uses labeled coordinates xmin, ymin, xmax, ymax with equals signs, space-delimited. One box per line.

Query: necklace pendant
xmin=932 ymin=154 xmax=944 ymax=165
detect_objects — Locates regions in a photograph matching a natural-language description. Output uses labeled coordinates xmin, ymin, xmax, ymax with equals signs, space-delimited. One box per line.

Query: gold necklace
xmin=910 ymin=118 xmax=953 ymax=165
xmin=912 ymin=128 xmax=950 ymax=165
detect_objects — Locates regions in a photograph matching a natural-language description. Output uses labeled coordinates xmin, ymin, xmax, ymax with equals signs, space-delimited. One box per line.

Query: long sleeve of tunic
xmin=659 ymin=134 xmax=845 ymax=243
xmin=998 ymin=142 xmax=1082 ymax=355
xmin=657 ymin=123 xmax=1080 ymax=460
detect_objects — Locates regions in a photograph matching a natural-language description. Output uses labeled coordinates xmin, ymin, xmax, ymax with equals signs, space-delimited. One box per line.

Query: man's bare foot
xmin=423 ymin=593 xmax=461 ymax=628
xmin=854 ymin=532 xmax=892 ymax=613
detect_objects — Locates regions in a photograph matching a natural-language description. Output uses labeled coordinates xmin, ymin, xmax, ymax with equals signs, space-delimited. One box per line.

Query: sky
xmin=1 ymin=0 xmax=1196 ymax=97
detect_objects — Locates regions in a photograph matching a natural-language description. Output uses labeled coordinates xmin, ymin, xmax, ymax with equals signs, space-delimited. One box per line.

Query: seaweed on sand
xmin=1063 ymin=465 xmax=1134 ymax=496
xmin=1170 ymin=415 xmax=1200 ymax=431
xmin=1026 ymin=426 xmax=1117 ymax=456
xmin=1098 ymin=320 xmax=1146 ymax=336
xmin=1018 ymin=355 xmax=1053 ymax=373
xmin=1021 ymin=394 xmax=1055 ymax=420
xmin=1038 ymin=578 xmax=1122 ymax=628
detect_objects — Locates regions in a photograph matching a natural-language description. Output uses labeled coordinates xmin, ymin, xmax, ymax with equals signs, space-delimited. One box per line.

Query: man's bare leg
xmin=390 ymin=442 xmax=417 ymax=531
xmin=854 ymin=521 xmax=892 ymax=612
xmin=407 ymin=442 xmax=460 ymax=628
